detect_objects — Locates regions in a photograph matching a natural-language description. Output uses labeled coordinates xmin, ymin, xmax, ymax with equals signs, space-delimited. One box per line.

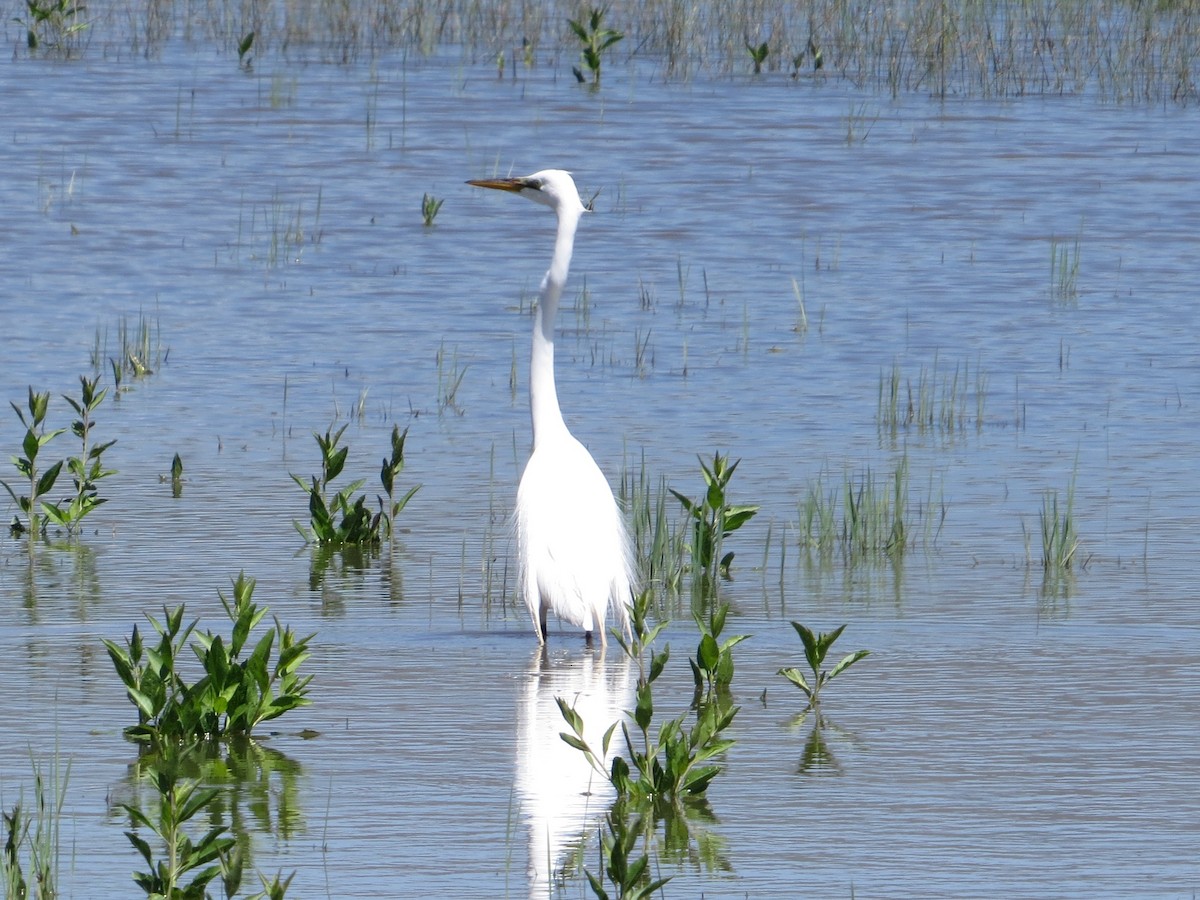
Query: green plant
xmin=778 ymin=622 xmax=869 ymax=707
xmin=559 ymin=591 xmax=739 ymax=810
xmin=1 ymin=752 xmax=69 ymax=900
xmin=620 ymin=458 xmax=687 ymax=595
xmin=2 ymin=388 xmax=65 ymax=540
xmin=170 ymin=452 xmax=184 ymax=498
xmin=584 ymin=807 xmax=671 ymax=900
xmin=292 ymin=424 xmax=420 ymax=547
xmin=16 ymin=0 xmax=87 ymax=53
xmin=378 ymin=424 xmax=420 ymax=540
xmin=1050 ymin=235 xmax=1080 ymax=302
xmin=237 ymin=30 xmax=254 ymax=68
xmin=689 ymin=602 xmax=749 ymax=698
xmin=745 ymin=39 xmax=769 ymax=74
xmin=1039 ymin=480 xmax=1079 ymax=570
xmin=670 ymin=452 xmax=759 ymax=581
xmin=797 ymin=458 xmax=927 ymax=562
xmin=123 ymin=745 xmax=237 ymax=899
xmin=291 ymin=425 xmax=375 ymax=546
xmin=102 ymin=573 xmax=314 ymax=743
xmin=421 ymin=192 xmax=444 ymax=226
xmin=41 ymin=374 xmax=117 ymax=535
xmin=569 ymin=7 xmax=624 ymax=85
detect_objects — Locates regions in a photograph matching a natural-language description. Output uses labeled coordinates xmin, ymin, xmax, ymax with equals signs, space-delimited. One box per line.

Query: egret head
xmin=467 ymin=169 xmax=587 ymax=216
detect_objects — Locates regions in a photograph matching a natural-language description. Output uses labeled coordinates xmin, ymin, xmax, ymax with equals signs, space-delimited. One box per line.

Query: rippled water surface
xmin=1 ymin=38 xmax=1198 ymax=898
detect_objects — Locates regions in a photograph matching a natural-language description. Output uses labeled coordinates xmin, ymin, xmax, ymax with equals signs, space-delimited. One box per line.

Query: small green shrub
xmin=291 ymin=424 xmax=419 ymax=547
xmin=569 ymin=7 xmax=623 ymax=85
xmin=778 ymin=622 xmax=869 ymax=707
xmin=103 ymin=573 xmax=314 ymax=743
xmin=670 ymin=452 xmax=759 ymax=582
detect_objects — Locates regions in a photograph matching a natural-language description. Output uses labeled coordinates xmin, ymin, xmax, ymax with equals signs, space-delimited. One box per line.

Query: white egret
xmin=467 ymin=170 xmax=634 ymax=646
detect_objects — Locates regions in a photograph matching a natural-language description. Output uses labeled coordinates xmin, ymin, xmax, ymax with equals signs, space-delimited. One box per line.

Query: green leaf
xmin=829 ymin=649 xmax=870 ymax=679
xmin=696 ymin=633 xmax=719 ymax=672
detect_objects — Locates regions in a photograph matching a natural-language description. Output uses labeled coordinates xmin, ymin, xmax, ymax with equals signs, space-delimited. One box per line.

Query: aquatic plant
xmin=745 ymin=39 xmax=769 ymax=74
xmin=877 ymin=356 xmax=987 ymax=434
xmin=421 ymin=192 xmax=444 ymax=226
xmin=92 ymin=311 xmax=168 ymax=394
xmin=689 ymin=602 xmax=750 ymax=698
xmin=435 ymin=341 xmax=468 ymax=413
xmin=102 ymin=573 xmax=314 ymax=743
xmin=1050 ymin=235 xmax=1081 ymax=303
xmin=124 ymin=746 xmax=236 ymax=899
xmin=620 ymin=457 xmax=687 ymax=596
xmin=558 ymin=590 xmax=740 ymax=809
xmin=378 ymin=424 xmax=420 ymax=541
xmin=569 ymin=8 xmax=624 ymax=85
xmin=122 ymin=741 xmax=295 ymax=899
xmin=559 ymin=590 xmax=741 ymax=893
xmin=1039 ymin=479 xmax=1079 ymax=570
xmin=584 ymin=806 xmax=671 ymax=899
xmin=1 ymin=751 xmax=69 ymax=900
xmin=2 ymin=388 xmax=66 ymax=540
xmin=798 ymin=457 xmax=929 ymax=561
xmin=292 ymin=423 xmax=419 ymax=547
xmin=778 ymin=622 xmax=869 ymax=707
xmin=237 ymin=31 xmax=254 ymax=69
xmin=42 ymin=375 xmax=117 ymax=535
xmin=670 ymin=452 xmax=759 ymax=583
xmin=16 ymin=0 xmax=88 ymax=54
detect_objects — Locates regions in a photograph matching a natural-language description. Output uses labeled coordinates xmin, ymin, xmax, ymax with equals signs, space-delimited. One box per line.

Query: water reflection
xmin=788 ymin=709 xmax=864 ymax=776
xmin=109 ymin=737 xmax=305 ymax=868
xmin=515 ymin=646 xmax=631 ymax=895
xmin=14 ymin=541 xmax=104 ymax=623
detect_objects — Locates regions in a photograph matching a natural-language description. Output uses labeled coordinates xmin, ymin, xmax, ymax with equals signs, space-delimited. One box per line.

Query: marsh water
xmin=1 ymin=31 xmax=1199 ymax=899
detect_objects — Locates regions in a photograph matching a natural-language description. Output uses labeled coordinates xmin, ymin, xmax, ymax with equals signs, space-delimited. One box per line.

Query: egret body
xmin=467 ymin=170 xmax=633 ymax=645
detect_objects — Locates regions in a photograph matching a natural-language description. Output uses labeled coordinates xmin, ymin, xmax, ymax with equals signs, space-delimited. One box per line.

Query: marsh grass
xmin=1038 ymin=478 xmax=1080 ymax=571
xmin=91 ymin=310 xmax=167 ymax=392
xmin=798 ymin=455 xmax=939 ymax=562
xmin=620 ymin=455 xmax=688 ymax=597
xmin=878 ymin=356 xmax=987 ymax=435
xmin=1 ymin=750 xmax=70 ymax=900
xmin=24 ymin=0 xmax=1199 ymax=103
xmin=1050 ymin=234 xmax=1081 ymax=303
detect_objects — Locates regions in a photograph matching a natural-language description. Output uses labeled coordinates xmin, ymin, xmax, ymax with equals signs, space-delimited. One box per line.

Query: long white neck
xmin=529 ymin=205 xmax=582 ymax=448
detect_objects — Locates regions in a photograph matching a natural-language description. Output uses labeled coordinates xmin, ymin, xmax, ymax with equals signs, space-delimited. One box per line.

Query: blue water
xmin=1 ymin=39 xmax=1198 ymax=898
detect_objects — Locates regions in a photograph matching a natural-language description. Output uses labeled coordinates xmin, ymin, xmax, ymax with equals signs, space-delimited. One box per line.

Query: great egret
xmin=467 ymin=170 xmax=634 ymax=646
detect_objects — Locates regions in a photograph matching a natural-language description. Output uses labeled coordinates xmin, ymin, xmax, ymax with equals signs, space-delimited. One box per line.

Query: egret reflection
xmin=515 ymin=645 xmax=632 ymax=894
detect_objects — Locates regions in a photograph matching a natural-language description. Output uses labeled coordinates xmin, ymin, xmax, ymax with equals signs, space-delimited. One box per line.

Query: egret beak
xmin=467 ymin=177 xmax=531 ymax=193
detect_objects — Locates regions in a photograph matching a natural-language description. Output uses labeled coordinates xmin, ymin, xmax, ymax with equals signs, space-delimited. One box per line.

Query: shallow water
xmin=1 ymin=38 xmax=1198 ymax=898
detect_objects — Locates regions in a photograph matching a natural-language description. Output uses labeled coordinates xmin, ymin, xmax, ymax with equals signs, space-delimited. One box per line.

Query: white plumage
xmin=468 ymin=169 xmax=634 ymax=645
